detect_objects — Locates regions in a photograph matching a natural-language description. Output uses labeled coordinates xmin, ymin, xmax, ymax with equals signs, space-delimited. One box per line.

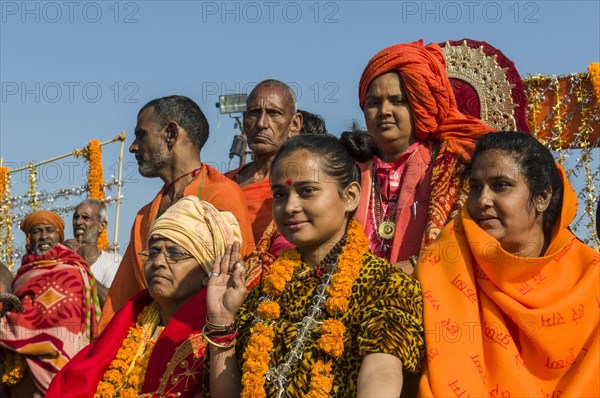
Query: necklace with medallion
xmin=370 ymin=170 xmax=398 ymax=253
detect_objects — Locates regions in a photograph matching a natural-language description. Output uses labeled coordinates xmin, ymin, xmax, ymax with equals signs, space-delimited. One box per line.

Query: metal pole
xmin=113 ymin=132 xmax=126 ymax=251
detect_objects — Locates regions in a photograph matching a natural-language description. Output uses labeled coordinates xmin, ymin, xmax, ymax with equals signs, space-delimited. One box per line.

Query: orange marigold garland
xmin=85 ymin=139 xmax=109 ymax=250
xmin=94 ymin=301 xmax=161 ymax=397
xmin=257 ymin=300 xmax=280 ymax=321
xmin=241 ymin=323 xmax=275 ymax=398
xmin=326 ymin=221 xmax=368 ymax=315
xmin=241 ymin=219 xmax=368 ymax=397
xmin=316 ymin=320 xmax=345 ymax=358
xmin=305 ymin=360 xmax=334 ymax=398
xmin=589 ymin=63 xmax=600 ymax=108
xmin=263 ymin=249 xmax=301 ymax=296
xmin=0 ymin=166 xmax=8 ymax=200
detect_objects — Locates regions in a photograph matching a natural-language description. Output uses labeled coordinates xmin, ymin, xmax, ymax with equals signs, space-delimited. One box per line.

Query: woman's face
xmin=271 ymin=151 xmax=359 ymax=259
xmin=363 ymin=72 xmax=415 ymax=160
xmin=467 ymin=150 xmax=547 ymax=257
xmin=144 ymin=237 xmax=204 ymax=308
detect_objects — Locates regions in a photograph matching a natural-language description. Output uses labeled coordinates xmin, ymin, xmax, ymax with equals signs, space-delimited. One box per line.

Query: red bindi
xmin=285 ymin=179 xmax=293 ymax=186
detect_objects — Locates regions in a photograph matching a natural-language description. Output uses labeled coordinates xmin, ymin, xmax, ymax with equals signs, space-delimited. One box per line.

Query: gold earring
xmin=537 ymin=204 xmax=544 ymax=211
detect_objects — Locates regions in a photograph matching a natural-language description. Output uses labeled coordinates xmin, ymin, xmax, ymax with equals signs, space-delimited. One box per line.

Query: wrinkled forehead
xmin=75 ymin=202 xmax=99 ymax=216
xmin=248 ymin=85 xmax=294 ymax=107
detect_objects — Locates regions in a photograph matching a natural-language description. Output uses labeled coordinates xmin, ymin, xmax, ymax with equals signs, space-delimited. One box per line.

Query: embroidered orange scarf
xmin=417 ymin=165 xmax=600 ymax=397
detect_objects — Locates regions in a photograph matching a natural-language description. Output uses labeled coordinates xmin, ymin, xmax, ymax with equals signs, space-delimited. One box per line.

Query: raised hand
xmin=206 ymin=241 xmax=247 ymax=325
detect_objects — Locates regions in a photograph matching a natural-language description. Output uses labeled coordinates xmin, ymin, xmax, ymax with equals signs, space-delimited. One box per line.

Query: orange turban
xmin=358 ymin=40 xmax=493 ymax=162
xmin=20 ymin=210 xmax=65 ymax=242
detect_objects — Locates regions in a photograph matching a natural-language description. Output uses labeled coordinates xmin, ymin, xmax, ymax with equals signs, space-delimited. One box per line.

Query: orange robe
xmin=98 ymin=164 xmax=254 ymax=332
xmin=225 ymin=167 xmax=273 ymax=243
xmin=417 ymin=165 xmax=600 ymax=397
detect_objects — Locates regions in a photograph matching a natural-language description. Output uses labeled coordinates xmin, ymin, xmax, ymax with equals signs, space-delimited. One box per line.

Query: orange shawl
xmin=98 ymin=164 xmax=255 ymax=332
xmin=225 ymin=167 xmax=273 ymax=243
xmin=417 ymin=166 xmax=600 ymax=397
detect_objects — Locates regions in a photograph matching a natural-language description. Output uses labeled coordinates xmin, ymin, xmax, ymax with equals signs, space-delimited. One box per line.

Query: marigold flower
xmin=257 ymin=300 xmax=281 ymax=321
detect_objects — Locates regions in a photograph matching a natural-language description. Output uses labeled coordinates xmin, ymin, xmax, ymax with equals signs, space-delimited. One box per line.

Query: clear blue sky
xmin=1 ymin=0 xmax=599 ymax=257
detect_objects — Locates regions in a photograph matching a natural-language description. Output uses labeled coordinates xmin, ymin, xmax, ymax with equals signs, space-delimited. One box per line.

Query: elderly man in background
xmin=0 ymin=210 xmax=99 ymax=398
xmin=64 ymin=199 xmax=120 ymax=307
xmin=99 ymin=95 xmax=254 ymax=332
xmin=225 ymin=80 xmax=302 ymax=242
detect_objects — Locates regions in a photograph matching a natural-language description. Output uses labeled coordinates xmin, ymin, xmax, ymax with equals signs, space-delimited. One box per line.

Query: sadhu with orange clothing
xmin=0 ymin=210 xmax=99 ymax=398
xmin=417 ymin=132 xmax=599 ymax=396
xmin=356 ymin=40 xmax=494 ymax=275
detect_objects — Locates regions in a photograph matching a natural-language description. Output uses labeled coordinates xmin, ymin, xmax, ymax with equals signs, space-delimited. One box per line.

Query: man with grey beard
xmin=97 ymin=95 xmax=254 ymax=333
xmin=0 ymin=210 xmax=98 ymax=396
xmin=64 ymin=199 xmax=120 ymax=307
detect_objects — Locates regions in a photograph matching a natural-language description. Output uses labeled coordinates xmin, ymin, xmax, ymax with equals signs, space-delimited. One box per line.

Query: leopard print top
xmin=236 ymin=251 xmax=425 ymax=397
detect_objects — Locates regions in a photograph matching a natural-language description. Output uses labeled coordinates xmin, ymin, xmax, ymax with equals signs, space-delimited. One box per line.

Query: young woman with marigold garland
xmin=207 ymin=134 xmax=425 ymax=397
xmin=45 ymin=197 xmax=243 ymax=397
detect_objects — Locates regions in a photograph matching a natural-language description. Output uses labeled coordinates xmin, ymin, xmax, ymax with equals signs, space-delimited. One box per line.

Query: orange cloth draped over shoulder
xmin=417 ymin=165 xmax=600 ymax=397
xmin=225 ymin=167 xmax=273 ymax=243
xmin=98 ymin=164 xmax=254 ymax=333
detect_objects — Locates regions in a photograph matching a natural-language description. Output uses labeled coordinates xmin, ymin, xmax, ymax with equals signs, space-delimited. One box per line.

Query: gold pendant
xmin=378 ymin=221 xmax=395 ymax=240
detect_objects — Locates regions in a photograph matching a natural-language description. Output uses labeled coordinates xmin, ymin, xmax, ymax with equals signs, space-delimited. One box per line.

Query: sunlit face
xmin=143 ymin=237 xmax=204 ymax=308
xmin=467 ymin=150 xmax=547 ymax=256
xmin=29 ymin=223 xmax=61 ymax=255
xmin=72 ymin=203 xmax=105 ymax=244
xmin=363 ymin=72 xmax=415 ymax=161
xmin=130 ymin=106 xmax=169 ymax=177
xmin=271 ymin=151 xmax=359 ymax=258
xmin=243 ymin=85 xmax=301 ymax=157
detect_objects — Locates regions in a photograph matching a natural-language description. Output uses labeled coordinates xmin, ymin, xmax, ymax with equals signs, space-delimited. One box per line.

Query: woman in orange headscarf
xmin=355 ymin=40 xmax=493 ymax=274
xmin=417 ymin=132 xmax=599 ymax=397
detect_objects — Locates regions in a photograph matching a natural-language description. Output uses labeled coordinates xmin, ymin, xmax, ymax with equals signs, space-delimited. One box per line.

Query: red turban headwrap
xmin=20 ymin=210 xmax=65 ymax=242
xmin=358 ymin=40 xmax=494 ymax=162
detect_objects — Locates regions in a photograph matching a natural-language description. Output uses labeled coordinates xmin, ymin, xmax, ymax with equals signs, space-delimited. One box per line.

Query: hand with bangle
xmin=205 ymin=241 xmax=247 ymax=349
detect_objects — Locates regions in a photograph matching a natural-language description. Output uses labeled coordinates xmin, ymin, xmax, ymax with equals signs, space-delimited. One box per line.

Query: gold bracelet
xmin=205 ymin=318 xmax=237 ymax=333
xmin=202 ymin=325 xmax=237 ymax=350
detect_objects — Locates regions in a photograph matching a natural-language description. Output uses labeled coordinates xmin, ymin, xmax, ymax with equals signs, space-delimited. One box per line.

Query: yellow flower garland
xmin=85 ymin=139 xmax=109 ymax=250
xmin=94 ymin=301 xmax=161 ymax=397
xmin=1 ymin=351 xmax=25 ymax=386
xmin=241 ymin=219 xmax=369 ymax=397
xmin=0 ymin=166 xmax=14 ymax=269
xmin=27 ymin=163 xmax=40 ymax=212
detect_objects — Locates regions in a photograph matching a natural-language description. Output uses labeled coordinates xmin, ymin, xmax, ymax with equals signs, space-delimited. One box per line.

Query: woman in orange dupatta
xmin=417 ymin=132 xmax=599 ymax=397
xmin=356 ymin=40 xmax=493 ymax=274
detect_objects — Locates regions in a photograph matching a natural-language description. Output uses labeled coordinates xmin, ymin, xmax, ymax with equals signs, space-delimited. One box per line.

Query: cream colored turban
xmin=149 ymin=196 xmax=242 ymax=273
